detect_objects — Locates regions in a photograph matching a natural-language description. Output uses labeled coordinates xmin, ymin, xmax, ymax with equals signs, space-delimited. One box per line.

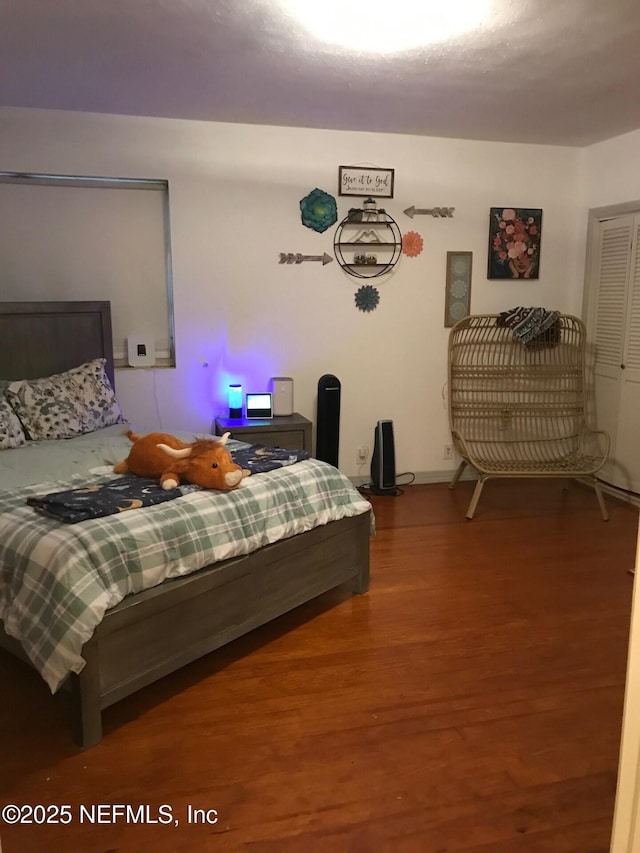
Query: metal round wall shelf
xmin=333 ymin=208 xmax=402 ymax=279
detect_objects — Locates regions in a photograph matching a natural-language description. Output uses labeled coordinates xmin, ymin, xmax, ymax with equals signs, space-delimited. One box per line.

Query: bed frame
xmin=0 ymin=301 xmax=371 ymax=748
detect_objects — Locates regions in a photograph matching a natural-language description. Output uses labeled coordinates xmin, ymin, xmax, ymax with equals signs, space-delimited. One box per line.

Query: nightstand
xmin=214 ymin=413 xmax=312 ymax=453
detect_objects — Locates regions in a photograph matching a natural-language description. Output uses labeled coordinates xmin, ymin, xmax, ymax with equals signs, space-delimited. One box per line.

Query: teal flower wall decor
xmin=299 ymin=188 xmax=338 ymax=233
xmin=354 ymin=284 xmax=380 ymax=312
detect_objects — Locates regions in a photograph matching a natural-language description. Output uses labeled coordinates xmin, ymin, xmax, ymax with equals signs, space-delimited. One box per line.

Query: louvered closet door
xmin=614 ymin=215 xmax=640 ymax=492
xmin=592 ymin=213 xmax=640 ymax=492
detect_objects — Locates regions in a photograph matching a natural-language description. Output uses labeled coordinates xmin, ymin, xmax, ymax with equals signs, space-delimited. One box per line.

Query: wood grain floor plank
xmin=0 ymin=480 xmax=637 ymax=852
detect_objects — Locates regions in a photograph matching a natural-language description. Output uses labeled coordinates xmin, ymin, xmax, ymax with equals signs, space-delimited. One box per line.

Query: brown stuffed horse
xmin=113 ymin=430 xmax=249 ymax=491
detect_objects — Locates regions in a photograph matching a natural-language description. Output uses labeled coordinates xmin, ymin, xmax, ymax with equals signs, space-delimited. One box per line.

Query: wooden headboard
xmin=0 ymin=301 xmax=115 ymax=388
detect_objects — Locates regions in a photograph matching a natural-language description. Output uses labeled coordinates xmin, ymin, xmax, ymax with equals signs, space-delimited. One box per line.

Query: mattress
xmin=0 ymin=423 xmax=134 ymax=490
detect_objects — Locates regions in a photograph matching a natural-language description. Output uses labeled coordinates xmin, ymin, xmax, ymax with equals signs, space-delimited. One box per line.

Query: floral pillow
xmin=0 ymin=394 xmax=27 ymax=449
xmin=6 ymin=373 xmax=85 ymax=440
xmin=5 ymin=359 xmax=124 ymax=441
xmin=66 ymin=358 xmax=124 ymax=433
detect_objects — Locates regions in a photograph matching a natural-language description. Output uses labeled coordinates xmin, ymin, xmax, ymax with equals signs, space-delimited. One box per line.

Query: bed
xmin=0 ymin=301 xmax=372 ymax=748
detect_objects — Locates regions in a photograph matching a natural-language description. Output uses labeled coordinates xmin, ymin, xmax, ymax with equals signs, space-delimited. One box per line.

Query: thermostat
xmin=127 ymin=337 xmax=156 ymax=367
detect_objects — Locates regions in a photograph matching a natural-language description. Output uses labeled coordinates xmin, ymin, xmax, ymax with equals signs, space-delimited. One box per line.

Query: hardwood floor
xmin=0 ymin=479 xmax=638 ymax=853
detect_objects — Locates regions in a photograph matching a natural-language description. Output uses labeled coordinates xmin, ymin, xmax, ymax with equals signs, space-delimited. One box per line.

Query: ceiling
xmin=1 ymin=0 xmax=640 ymax=147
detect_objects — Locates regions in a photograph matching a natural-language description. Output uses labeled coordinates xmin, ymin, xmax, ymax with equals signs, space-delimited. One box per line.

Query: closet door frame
xmin=583 ymin=199 xmax=640 ymax=326
xmin=586 ymin=203 xmax=640 ymax=853
xmin=583 ymin=200 xmax=640 ymax=490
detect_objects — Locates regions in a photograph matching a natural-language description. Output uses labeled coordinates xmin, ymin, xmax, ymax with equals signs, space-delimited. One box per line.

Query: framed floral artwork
xmin=487 ymin=207 xmax=542 ymax=279
xmin=445 ymin=251 xmax=472 ymax=327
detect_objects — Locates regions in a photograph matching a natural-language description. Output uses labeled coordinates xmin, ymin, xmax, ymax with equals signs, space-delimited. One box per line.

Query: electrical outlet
xmin=357 ymin=445 xmax=369 ymax=464
xmin=443 ymin=444 xmax=453 ymax=459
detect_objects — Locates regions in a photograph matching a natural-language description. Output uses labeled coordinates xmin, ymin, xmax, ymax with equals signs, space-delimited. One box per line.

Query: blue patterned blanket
xmin=26 ymin=444 xmax=310 ymax=523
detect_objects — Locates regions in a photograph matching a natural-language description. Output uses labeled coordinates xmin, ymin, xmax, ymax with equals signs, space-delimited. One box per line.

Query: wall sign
xmin=339 ymin=166 xmax=395 ymax=198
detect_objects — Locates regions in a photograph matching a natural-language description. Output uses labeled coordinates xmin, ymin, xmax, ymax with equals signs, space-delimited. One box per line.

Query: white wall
xmin=584 ymin=128 xmax=640 ymax=208
xmin=0 ymin=107 xmax=584 ymax=477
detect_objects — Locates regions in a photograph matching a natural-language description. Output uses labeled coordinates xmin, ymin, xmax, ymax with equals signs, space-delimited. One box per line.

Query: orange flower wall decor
xmin=402 ymin=230 xmax=424 ymax=257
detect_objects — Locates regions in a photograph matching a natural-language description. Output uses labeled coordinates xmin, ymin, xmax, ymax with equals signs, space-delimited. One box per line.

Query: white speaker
xmin=270 ymin=376 xmax=294 ymax=416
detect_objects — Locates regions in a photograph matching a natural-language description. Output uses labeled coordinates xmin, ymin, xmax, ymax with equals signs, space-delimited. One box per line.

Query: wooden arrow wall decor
xmin=279 ymin=252 xmax=333 ymax=265
xmin=404 ymin=206 xmax=455 ymax=218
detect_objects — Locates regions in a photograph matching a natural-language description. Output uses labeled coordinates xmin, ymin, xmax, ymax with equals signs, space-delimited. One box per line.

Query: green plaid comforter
xmin=0 ymin=460 xmax=371 ymax=693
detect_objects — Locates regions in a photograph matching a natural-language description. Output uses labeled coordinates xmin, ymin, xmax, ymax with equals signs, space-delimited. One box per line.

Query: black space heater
xmin=370 ymin=419 xmax=397 ymax=495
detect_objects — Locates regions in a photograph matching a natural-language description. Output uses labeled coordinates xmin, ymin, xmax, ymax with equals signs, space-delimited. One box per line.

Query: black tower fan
xmin=316 ymin=374 xmax=341 ymax=467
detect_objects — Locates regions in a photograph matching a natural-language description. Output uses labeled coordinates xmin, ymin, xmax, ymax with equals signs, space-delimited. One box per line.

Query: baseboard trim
xmin=349 ymin=471 xmax=640 ymax=510
xmin=349 ymin=468 xmax=476 ymax=488
xmin=596 ymin=480 xmax=640 ymax=509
